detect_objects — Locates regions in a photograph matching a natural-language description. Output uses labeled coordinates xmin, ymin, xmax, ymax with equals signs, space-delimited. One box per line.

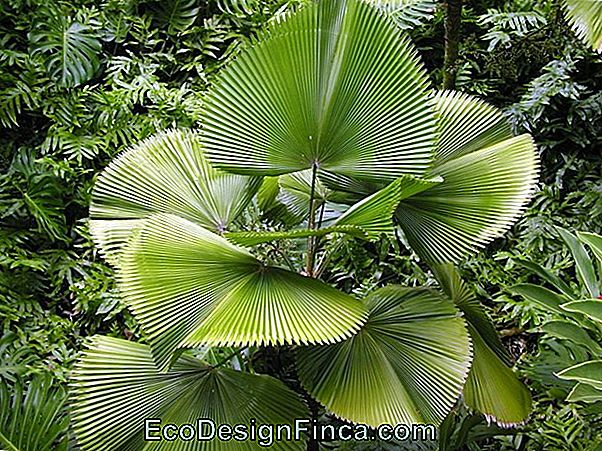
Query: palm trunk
xmin=443 ymin=0 xmax=463 ymax=90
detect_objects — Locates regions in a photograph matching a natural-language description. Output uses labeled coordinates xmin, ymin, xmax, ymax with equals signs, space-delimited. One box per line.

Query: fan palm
xmin=72 ymin=0 xmax=539 ymax=448
xmin=562 ymin=0 xmax=602 ymax=52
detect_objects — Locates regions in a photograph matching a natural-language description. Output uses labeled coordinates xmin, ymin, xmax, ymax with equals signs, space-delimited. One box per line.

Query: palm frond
xmin=432 ymin=264 xmax=531 ymax=426
xmin=335 ymin=175 xmax=440 ymax=239
xmin=0 ymin=376 xmax=69 ymax=451
xmin=396 ymin=91 xmax=539 ymax=263
xmin=225 ymin=225 xmax=367 ymax=247
xmin=70 ymin=336 xmax=308 ymax=450
xmin=563 ymin=0 xmax=602 ymax=52
xmin=118 ymin=213 xmax=367 ymax=371
xmin=201 ymin=0 xmax=437 ymax=179
xmin=462 ymin=326 xmax=532 ymax=427
xmin=90 ymin=129 xmax=261 ymax=265
xmin=296 ymin=286 xmax=472 ymax=427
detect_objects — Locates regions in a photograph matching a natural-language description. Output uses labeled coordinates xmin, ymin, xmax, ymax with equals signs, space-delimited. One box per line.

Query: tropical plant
xmin=562 ymin=0 xmax=602 ymax=52
xmin=510 ymin=228 xmax=602 ymax=403
xmin=0 ymin=375 xmax=70 ymax=451
xmin=66 ymin=0 xmax=541 ymax=448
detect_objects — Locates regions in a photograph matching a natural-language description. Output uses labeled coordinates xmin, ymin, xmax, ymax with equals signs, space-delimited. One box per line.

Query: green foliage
xmin=0 ymin=0 xmax=600 ymax=448
xmin=29 ymin=6 xmax=102 ymax=88
xmin=0 ymin=375 xmax=69 ymax=451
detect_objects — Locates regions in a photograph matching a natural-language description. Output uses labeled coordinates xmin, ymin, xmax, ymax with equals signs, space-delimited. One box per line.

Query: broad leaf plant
xmin=70 ymin=0 xmax=540 ymax=449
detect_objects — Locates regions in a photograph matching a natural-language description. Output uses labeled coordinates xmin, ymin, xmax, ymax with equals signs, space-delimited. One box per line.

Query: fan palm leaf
xmin=296 ymin=286 xmax=472 ymax=427
xmin=395 ymin=91 xmax=539 ymax=263
xmin=562 ymin=0 xmax=602 ymax=52
xmin=334 ymin=175 xmax=440 ymax=238
xmin=90 ymin=129 xmax=261 ymax=265
xmin=118 ymin=213 xmax=367 ymax=371
xmin=433 ymin=264 xmax=532 ymax=426
xmin=0 ymin=376 xmax=69 ymax=451
xmin=70 ymin=336 xmax=308 ymax=450
xmin=201 ymin=0 xmax=437 ymax=178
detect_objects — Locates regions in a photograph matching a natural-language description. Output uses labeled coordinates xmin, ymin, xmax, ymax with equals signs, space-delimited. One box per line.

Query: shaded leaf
xmin=567 ymin=383 xmax=602 ymax=403
xmin=541 ymin=321 xmax=602 ymax=354
xmin=509 ymin=284 xmax=570 ymax=315
xmin=0 ymin=376 xmax=69 ymax=451
xmin=561 ymin=300 xmax=602 ymax=323
xmin=558 ymin=227 xmax=599 ymax=298
xmin=70 ymin=336 xmax=308 ymax=450
xmin=29 ymin=14 xmax=101 ymax=87
xmin=556 ymin=360 xmax=602 ymax=390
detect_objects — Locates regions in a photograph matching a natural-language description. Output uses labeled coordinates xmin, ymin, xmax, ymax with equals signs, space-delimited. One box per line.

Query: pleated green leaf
xmin=396 ymin=91 xmax=539 ymax=263
xmin=561 ymin=300 xmax=602 ymax=323
xmin=201 ymin=0 xmax=437 ymax=178
xmin=433 ymin=263 xmax=511 ymax=364
xmin=463 ymin=326 xmax=532 ymax=427
xmin=335 ymin=176 xmax=440 ymax=239
xmin=90 ymin=129 xmax=261 ymax=265
xmin=556 ymin=360 xmax=602 ymax=390
xmin=431 ymin=91 xmax=513 ymax=164
xmin=225 ymin=225 xmax=366 ymax=247
xmin=70 ymin=336 xmax=308 ymax=451
xmin=118 ymin=213 xmax=367 ymax=371
xmin=296 ymin=286 xmax=472 ymax=427
xmin=433 ymin=264 xmax=531 ymax=426
xmin=563 ymin=0 xmax=602 ymax=52
xmin=0 ymin=376 xmax=69 ymax=451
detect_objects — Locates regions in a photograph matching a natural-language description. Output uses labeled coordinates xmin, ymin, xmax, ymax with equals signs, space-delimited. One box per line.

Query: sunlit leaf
xmin=562 ymin=0 xmax=602 ymax=52
xmin=118 ymin=213 xmax=367 ymax=370
xmin=201 ymin=0 xmax=437 ymax=178
xmin=297 ymin=286 xmax=472 ymax=427
xmin=395 ymin=91 xmax=539 ymax=263
xmin=90 ymin=129 xmax=261 ymax=265
xmin=433 ymin=264 xmax=530 ymax=426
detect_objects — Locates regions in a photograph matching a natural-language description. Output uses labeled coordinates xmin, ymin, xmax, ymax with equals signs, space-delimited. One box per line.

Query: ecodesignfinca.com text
xmin=144 ymin=418 xmax=436 ymax=446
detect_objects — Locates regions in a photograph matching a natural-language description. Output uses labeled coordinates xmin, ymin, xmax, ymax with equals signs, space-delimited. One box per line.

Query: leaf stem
xmin=0 ymin=431 xmax=19 ymax=451
xmin=306 ymin=162 xmax=319 ymax=277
